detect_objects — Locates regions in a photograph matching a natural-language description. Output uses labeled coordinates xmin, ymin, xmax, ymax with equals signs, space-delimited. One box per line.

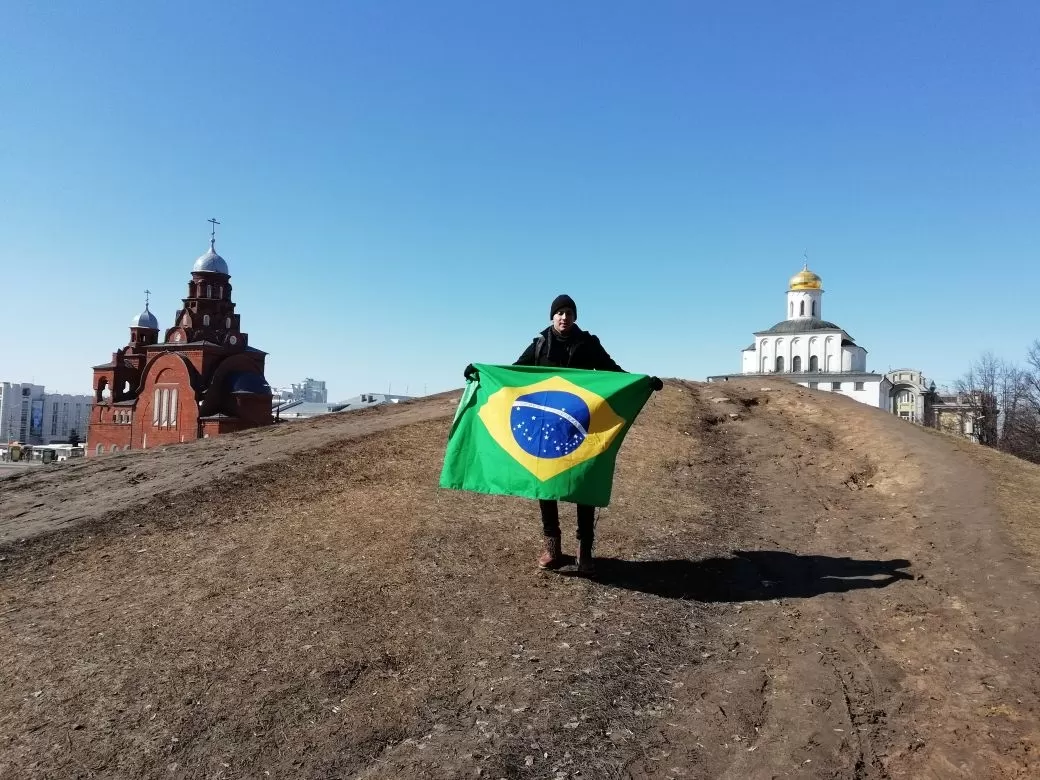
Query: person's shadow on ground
xmin=577 ymin=550 xmax=913 ymax=602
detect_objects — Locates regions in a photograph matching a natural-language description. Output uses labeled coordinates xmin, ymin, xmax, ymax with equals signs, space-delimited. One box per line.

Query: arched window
xmin=792 ymin=356 xmax=802 ymax=372
xmin=811 ymin=300 xmax=816 ymax=317
xmin=110 ymin=444 xmax=118 ymax=453
xmin=809 ymin=355 xmax=819 ymax=371
xmin=206 ymin=284 xmax=213 ymax=298
xmin=776 ymin=356 xmax=785 ymax=372
xmin=799 ymin=301 xmax=805 ymax=316
xmin=96 ymin=444 xmax=103 ymax=456
xmin=225 ymin=317 xmax=232 ymax=329
xmin=203 ymin=314 xmax=210 ymax=326
xmin=124 ymin=445 xmax=131 ymax=451
xmin=789 ymin=301 xmax=793 ymax=317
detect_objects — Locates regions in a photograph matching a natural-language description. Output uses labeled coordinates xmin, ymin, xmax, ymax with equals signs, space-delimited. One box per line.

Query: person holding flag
xmin=452 ymin=294 xmax=662 ymax=574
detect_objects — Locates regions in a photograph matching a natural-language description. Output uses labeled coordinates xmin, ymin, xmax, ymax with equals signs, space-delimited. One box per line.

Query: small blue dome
xmin=131 ymin=306 xmax=159 ymax=329
xmin=226 ymin=372 xmax=271 ymax=395
xmin=192 ymin=240 xmax=229 ymax=274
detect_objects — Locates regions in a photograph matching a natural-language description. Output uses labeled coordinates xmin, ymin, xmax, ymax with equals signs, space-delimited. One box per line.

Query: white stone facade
xmin=743 ymin=334 xmax=867 ymax=374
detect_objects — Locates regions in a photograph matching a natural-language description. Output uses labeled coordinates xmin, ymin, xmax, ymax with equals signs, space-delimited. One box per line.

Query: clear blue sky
xmin=2 ymin=1 xmax=1037 ymax=397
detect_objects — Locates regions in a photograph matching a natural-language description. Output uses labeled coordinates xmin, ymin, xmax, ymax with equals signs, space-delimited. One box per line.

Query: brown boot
xmin=576 ymin=538 xmax=595 ymax=574
xmin=537 ymin=535 xmax=564 ymax=569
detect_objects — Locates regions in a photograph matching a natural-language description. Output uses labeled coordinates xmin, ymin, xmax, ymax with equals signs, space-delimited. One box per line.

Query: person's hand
xmin=648 ymin=376 xmax=664 ymax=392
xmin=464 ymin=363 xmax=478 ymax=381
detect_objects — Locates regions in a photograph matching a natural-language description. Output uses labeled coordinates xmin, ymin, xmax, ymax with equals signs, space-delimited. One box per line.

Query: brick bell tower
xmin=87 ymin=220 xmax=273 ymax=455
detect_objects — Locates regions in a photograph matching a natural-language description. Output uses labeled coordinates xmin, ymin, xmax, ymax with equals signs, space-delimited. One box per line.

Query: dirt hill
xmin=2 ymin=380 xmax=1039 ymax=779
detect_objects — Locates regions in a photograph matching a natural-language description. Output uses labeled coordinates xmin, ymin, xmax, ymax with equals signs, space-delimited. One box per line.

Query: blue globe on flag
xmin=510 ymin=390 xmax=591 ymax=459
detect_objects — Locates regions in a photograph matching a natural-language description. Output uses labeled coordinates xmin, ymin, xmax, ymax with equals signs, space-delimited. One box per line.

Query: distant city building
xmin=883 ymin=370 xmax=990 ymax=441
xmin=0 ymin=383 xmax=44 ymax=444
xmin=1 ymin=382 xmax=91 ymax=445
xmin=292 ymin=378 xmax=328 ymax=403
xmin=270 ymin=386 xmax=296 ymax=404
xmin=930 ymin=393 xmax=985 ymax=443
xmin=708 ymin=264 xmax=893 ymax=408
xmin=87 ymin=223 xmax=273 ymax=456
xmin=43 ymin=392 xmax=93 ymax=444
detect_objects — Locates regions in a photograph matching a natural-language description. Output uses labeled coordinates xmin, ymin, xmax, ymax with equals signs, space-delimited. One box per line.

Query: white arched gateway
xmin=726 ymin=263 xmax=891 ymax=410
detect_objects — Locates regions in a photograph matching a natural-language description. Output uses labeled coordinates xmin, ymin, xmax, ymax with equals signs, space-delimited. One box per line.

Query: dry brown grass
xmin=955 ymin=438 xmax=1040 ymax=560
xmin=2 ymin=381 xmax=1040 ymax=779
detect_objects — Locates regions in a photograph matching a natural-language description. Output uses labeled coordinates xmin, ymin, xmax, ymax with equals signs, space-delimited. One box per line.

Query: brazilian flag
xmin=439 ymin=364 xmax=654 ymax=507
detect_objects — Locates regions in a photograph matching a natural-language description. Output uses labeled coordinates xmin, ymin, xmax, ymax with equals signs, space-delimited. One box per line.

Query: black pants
xmin=539 ymin=500 xmax=596 ymax=541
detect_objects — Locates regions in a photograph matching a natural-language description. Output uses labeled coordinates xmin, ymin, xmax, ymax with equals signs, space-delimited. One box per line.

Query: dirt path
xmin=0 ymin=381 xmax=1037 ymax=778
xmin=674 ymin=382 xmax=1040 ymax=779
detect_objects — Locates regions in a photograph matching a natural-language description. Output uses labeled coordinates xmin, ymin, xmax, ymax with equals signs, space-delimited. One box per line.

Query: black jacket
xmin=514 ymin=326 xmax=624 ymax=372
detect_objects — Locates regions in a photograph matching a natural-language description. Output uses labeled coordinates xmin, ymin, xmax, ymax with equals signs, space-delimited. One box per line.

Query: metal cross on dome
xmin=208 ymin=217 xmax=221 ymax=242
xmin=144 ymin=289 xmax=151 ymax=308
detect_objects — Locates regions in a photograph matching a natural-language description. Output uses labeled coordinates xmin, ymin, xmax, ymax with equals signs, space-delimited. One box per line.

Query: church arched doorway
xmin=792 ymin=356 xmax=802 ymax=372
xmin=775 ymin=356 xmax=785 ymax=372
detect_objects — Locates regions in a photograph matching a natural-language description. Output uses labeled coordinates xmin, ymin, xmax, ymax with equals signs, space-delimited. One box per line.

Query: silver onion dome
xmin=192 ymin=239 xmax=229 ymax=274
xmin=131 ymin=305 xmax=159 ymax=329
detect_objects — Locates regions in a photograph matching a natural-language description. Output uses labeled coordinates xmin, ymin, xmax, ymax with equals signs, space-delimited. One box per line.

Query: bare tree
xmin=1015 ymin=340 xmax=1040 ymax=461
xmin=1025 ymin=340 xmax=1040 ymax=410
xmin=956 ymin=352 xmax=1003 ymax=447
xmin=957 ymin=348 xmax=1040 ymax=461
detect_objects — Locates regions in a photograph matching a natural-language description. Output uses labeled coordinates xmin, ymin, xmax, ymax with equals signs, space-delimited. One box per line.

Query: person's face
xmin=552 ymin=307 xmax=576 ymax=334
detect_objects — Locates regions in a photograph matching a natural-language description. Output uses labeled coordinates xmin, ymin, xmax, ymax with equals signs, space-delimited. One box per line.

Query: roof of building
xmin=277 ymin=393 xmax=414 ymax=416
xmin=144 ymin=339 xmax=219 ymax=349
xmin=708 ymin=371 xmax=889 ymax=383
xmin=755 ymin=317 xmax=844 ymax=335
xmin=192 ymin=240 xmax=229 ymax=275
xmin=276 ymin=401 xmax=351 ymax=418
xmin=139 ymin=341 xmax=266 ymax=356
xmin=789 ymin=264 xmax=823 ymax=291
xmin=131 ymin=304 xmax=159 ymax=330
xmin=226 ymin=372 xmax=272 ymax=395
xmin=338 ymin=393 xmax=414 ymax=407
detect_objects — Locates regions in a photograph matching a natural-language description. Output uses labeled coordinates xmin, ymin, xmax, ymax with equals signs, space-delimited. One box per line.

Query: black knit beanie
xmin=550 ymin=294 xmax=577 ymax=320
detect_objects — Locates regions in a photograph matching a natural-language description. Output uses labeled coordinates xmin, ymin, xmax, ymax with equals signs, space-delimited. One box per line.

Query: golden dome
xmin=789 ymin=264 xmax=822 ymax=291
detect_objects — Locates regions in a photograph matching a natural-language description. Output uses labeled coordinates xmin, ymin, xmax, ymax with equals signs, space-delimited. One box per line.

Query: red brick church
xmin=87 ymin=224 xmax=273 ymax=455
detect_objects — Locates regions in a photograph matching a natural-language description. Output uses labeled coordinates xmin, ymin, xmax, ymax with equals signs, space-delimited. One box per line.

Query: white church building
xmin=708 ymin=265 xmax=893 ymax=408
